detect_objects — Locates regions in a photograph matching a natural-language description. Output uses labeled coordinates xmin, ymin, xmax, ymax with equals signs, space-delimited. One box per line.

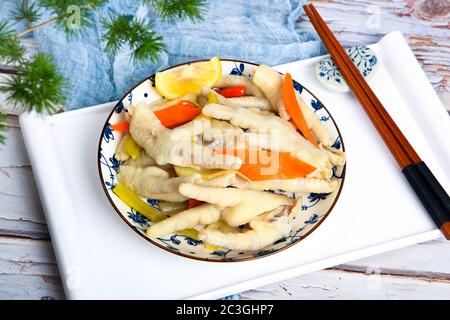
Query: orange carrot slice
xmin=282 ymin=73 xmax=318 ymax=146
xmin=110 ymin=121 xmax=129 ymax=133
xmin=217 ymin=148 xmax=316 ymax=181
xmin=154 ymin=100 xmax=201 ymax=129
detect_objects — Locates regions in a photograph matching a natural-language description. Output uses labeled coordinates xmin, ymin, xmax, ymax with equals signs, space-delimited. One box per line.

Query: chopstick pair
xmin=303 ymin=3 xmax=450 ymax=239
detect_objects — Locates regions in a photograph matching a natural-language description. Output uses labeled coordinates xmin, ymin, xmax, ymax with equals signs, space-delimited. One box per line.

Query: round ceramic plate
xmin=98 ymin=59 xmax=346 ymax=262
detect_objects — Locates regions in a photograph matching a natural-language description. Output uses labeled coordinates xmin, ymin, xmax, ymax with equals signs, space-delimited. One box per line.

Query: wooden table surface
xmin=1 ymin=0 xmax=449 ymax=299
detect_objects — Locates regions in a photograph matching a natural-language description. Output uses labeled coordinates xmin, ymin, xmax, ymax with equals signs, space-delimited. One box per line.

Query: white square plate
xmin=19 ymin=32 xmax=450 ymax=299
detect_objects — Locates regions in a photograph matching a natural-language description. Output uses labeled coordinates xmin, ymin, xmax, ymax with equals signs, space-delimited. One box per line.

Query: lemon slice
xmin=155 ymin=56 xmax=222 ymax=99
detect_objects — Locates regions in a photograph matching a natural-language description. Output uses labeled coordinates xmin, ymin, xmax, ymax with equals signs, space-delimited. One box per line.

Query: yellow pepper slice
xmin=174 ymin=166 xmax=224 ymax=178
xmin=178 ymin=228 xmax=200 ymax=240
xmin=178 ymin=228 xmax=221 ymax=251
xmin=122 ymin=135 xmax=140 ymax=160
xmin=174 ymin=165 xmax=220 ymax=177
xmin=207 ymin=92 xmax=218 ymax=104
xmin=174 ymin=166 xmax=202 ymax=177
xmin=113 ymin=183 xmax=166 ymax=222
xmin=200 ymin=169 xmax=228 ymax=179
xmin=203 ymin=242 xmax=221 ymax=251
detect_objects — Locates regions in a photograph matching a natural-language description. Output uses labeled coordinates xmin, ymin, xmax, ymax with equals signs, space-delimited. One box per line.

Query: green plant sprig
xmin=11 ymin=0 xmax=42 ymax=28
xmin=147 ymin=0 xmax=208 ymax=23
xmin=102 ymin=14 xmax=166 ymax=63
xmin=0 ymin=21 xmax=26 ymax=64
xmin=0 ymin=53 xmax=66 ymax=114
xmin=0 ymin=0 xmax=209 ymax=146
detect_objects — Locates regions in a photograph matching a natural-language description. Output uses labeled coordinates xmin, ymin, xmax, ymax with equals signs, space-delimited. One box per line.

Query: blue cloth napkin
xmin=0 ymin=0 xmax=324 ymax=110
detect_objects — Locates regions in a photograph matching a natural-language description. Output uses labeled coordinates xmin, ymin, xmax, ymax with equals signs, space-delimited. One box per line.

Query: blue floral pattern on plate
xmin=315 ymin=46 xmax=379 ymax=93
xmin=98 ymin=60 xmax=346 ymax=262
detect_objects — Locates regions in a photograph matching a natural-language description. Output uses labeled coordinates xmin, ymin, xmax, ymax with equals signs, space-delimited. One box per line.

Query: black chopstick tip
xmin=441 ymin=222 xmax=450 ymax=240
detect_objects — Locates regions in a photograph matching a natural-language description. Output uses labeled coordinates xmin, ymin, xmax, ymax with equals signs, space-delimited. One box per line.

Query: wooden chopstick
xmin=303 ymin=3 xmax=450 ymax=239
xmin=304 ymin=5 xmax=412 ymax=168
xmin=304 ymin=4 xmax=450 ymax=213
xmin=307 ymin=6 xmax=421 ymax=167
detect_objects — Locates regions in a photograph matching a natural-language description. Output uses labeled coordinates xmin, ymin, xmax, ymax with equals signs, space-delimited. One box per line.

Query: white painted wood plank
xmin=0 ymin=275 xmax=64 ymax=300
xmin=5 ymin=115 xmax=20 ymax=128
xmin=0 ymin=219 xmax=48 ymax=239
xmin=0 ymin=167 xmax=46 ymax=224
xmin=240 ymin=269 xmax=450 ymax=300
xmin=304 ymin=0 xmax=449 ymax=38
xmin=0 ymin=83 xmax=21 ymax=116
xmin=338 ymin=239 xmax=450 ymax=277
xmin=0 ymin=237 xmax=58 ymax=276
xmin=0 ymin=165 xmax=49 ymax=238
xmin=1 ymin=236 xmax=449 ymax=300
xmin=0 ymin=237 xmax=63 ymax=299
xmin=0 ymin=126 xmax=30 ymax=167
xmin=3 ymin=268 xmax=449 ymax=300
xmin=3 ymin=267 xmax=450 ymax=300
